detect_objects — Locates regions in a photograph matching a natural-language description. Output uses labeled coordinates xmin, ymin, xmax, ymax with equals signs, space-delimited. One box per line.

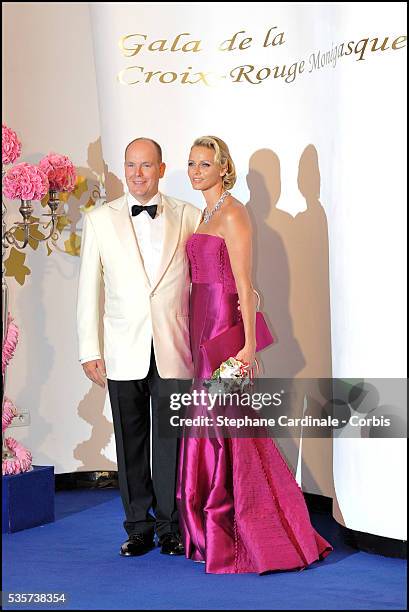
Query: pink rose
xmin=2 ymin=162 xmax=49 ymax=201
xmin=2 ymin=437 xmax=32 ymax=475
xmin=2 ymin=124 xmax=22 ymax=165
xmin=2 ymin=438 xmax=32 ymax=474
xmin=2 ymin=397 xmax=17 ymax=432
xmin=39 ymin=152 xmax=76 ymax=192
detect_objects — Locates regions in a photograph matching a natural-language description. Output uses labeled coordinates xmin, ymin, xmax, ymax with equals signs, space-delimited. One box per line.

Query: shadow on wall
xmin=86 ymin=137 xmax=124 ymax=202
xmin=247 ymin=144 xmax=332 ymax=379
xmin=74 ymin=137 xmax=123 ymax=471
xmin=70 ymin=136 xmax=124 ymax=236
xmin=247 ymin=145 xmax=337 ymax=506
xmin=74 ymin=382 xmax=116 ymax=471
xmin=246 ymin=148 xmax=303 ymax=379
xmin=293 ymin=145 xmax=334 ymax=501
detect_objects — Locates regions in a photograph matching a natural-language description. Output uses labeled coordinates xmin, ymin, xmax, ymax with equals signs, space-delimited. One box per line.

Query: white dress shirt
xmin=127 ymin=191 xmax=164 ymax=286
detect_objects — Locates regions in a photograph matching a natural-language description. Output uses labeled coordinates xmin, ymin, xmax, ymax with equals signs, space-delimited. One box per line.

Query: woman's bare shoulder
xmin=223 ymin=196 xmax=250 ymax=223
xmin=220 ymin=197 xmax=251 ymax=238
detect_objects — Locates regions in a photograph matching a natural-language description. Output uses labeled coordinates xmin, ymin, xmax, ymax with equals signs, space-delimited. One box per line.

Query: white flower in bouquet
xmin=210 ymin=357 xmax=252 ymax=393
xmin=219 ymin=357 xmax=248 ymax=379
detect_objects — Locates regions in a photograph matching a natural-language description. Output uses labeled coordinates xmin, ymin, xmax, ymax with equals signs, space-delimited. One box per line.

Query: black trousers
xmin=107 ymin=348 xmax=183 ymax=539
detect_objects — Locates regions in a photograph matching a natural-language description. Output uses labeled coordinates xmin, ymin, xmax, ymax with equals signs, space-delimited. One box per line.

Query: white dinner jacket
xmin=77 ymin=193 xmax=202 ymax=380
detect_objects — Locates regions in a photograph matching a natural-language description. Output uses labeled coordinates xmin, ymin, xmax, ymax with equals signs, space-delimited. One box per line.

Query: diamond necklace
xmin=203 ymin=190 xmax=230 ymax=224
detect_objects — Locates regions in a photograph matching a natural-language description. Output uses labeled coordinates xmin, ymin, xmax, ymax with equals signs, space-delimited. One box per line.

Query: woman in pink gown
xmin=176 ymin=136 xmax=332 ymax=574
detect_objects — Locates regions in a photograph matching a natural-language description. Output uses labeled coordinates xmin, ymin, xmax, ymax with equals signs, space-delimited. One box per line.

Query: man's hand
xmin=82 ymin=358 xmax=107 ymax=388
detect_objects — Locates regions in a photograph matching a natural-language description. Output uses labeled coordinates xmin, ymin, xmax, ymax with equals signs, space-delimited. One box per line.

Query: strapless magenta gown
xmin=176 ymin=233 xmax=332 ymax=574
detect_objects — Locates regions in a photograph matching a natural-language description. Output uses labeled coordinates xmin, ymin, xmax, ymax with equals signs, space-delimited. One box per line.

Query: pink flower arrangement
xmin=2 ymin=396 xmax=17 ymax=431
xmin=2 ymin=317 xmax=33 ymax=475
xmin=2 ymin=162 xmax=49 ymax=201
xmin=2 ymin=314 xmax=18 ymax=375
xmin=39 ymin=152 xmax=76 ymax=192
xmin=3 ymin=438 xmax=32 ymax=475
xmin=2 ymin=124 xmax=22 ymax=165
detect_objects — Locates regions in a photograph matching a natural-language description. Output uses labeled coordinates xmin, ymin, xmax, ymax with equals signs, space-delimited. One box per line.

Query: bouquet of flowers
xmin=208 ymin=357 xmax=253 ymax=393
xmin=211 ymin=357 xmax=250 ymax=380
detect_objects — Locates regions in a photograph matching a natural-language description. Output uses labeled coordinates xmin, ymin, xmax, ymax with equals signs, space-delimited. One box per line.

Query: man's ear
xmin=159 ymin=162 xmax=166 ymax=178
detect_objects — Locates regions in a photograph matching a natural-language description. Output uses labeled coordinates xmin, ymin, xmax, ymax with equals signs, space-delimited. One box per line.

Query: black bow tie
xmin=131 ymin=204 xmax=157 ymax=219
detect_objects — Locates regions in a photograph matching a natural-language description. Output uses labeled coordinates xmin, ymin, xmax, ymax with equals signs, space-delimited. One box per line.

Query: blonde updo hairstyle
xmin=192 ymin=135 xmax=236 ymax=191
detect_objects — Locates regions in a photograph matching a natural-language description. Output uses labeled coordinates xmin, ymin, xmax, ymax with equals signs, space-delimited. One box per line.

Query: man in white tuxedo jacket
xmin=77 ymin=138 xmax=201 ymax=557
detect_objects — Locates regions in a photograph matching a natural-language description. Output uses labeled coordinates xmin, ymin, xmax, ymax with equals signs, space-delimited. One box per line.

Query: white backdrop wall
xmin=3 ymin=2 xmax=407 ymax=539
xmin=325 ymin=4 xmax=407 ymax=540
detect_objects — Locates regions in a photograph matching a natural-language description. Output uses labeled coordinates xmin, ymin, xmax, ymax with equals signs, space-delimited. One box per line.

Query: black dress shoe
xmin=120 ymin=533 xmax=155 ymax=557
xmin=159 ymin=533 xmax=185 ymax=556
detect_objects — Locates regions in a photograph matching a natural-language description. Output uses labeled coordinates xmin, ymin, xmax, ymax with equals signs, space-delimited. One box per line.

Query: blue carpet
xmin=2 ymin=490 xmax=406 ymax=610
